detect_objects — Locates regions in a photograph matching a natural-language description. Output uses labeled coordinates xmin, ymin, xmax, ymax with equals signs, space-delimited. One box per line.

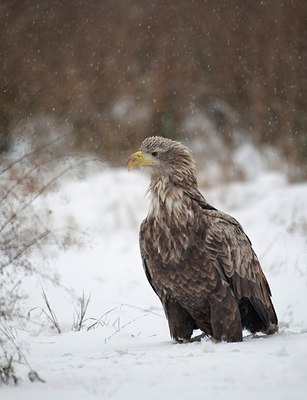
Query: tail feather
xmin=251 ymin=296 xmax=278 ymax=326
xmin=239 ymin=297 xmax=278 ymax=334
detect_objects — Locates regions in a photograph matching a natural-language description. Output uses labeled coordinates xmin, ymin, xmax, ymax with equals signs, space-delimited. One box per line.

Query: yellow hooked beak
xmin=127 ymin=151 xmax=157 ymax=171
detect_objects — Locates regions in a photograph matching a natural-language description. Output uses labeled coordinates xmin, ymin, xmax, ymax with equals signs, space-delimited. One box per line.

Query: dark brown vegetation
xmin=0 ymin=0 xmax=306 ymax=170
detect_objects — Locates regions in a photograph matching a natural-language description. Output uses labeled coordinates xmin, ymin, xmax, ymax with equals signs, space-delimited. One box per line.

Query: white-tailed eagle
xmin=128 ymin=136 xmax=278 ymax=342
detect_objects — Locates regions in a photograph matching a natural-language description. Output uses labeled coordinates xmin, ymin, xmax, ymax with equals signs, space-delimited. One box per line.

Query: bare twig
xmin=87 ymin=307 xmax=118 ymax=331
xmin=105 ymin=313 xmax=150 ymax=343
xmin=0 ymin=156 xmax=100 ymax=234
xmin=1 ymin=231 xmax=50 ymax=270
xmin=0 ymin=138 xmax=61 ymax=176
xmin=0 ymin=323 xmax=45 ymax=385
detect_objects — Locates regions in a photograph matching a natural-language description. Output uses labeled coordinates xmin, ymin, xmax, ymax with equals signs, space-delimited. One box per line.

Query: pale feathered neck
xmin=147 ymin=175 xmax=195 ymax=222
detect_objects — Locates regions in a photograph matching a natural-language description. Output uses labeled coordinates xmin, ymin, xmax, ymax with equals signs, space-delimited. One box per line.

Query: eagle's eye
xmin=151 ymin=151 xmax=158 ymax=157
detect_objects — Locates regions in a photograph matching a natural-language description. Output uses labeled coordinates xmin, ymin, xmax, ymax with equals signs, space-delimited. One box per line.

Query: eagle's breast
xmin=145 ymin=177 xmax=198 ymax=266
xmin=142 ymin=180 xmax=217 ymax=307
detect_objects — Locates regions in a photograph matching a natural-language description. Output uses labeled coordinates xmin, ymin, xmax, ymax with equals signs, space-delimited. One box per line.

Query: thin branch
xmin=105 ymin=313 xmax=150 ymax=343
xmin=1 ymin=230 xmax=50 ymax=269
xmin=0 ymin=156 xmax=99 ymax=234
xmin=87 ymin=307 xmax=118 ymax=331
xmin=0 ymin=138 xmax=61 ymax=176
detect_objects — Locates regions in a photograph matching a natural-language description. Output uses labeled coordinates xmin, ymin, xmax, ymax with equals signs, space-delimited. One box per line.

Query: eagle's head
xmin=127 ymin=136 xmax=197 ymax=188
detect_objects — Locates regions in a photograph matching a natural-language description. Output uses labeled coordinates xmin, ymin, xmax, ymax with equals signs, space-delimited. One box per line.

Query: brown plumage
xmin=128 ymin=136 xmax=278 ymax=342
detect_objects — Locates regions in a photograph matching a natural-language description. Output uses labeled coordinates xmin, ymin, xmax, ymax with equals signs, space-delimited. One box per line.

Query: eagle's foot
xmin=175 ymin=333 xmax=208 ymax=344
xmin=190 ymin=333 xmax=207 ymax=342
xmin=175 ymin=337 xmax=191 ymax=344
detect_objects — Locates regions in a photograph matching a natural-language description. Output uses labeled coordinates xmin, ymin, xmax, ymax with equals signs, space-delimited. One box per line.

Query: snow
xmin=3 ymin=166 xmax=307 ymax=399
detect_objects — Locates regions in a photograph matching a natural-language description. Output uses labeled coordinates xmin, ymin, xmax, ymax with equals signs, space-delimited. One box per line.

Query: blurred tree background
xmin=0 ymin=0 xmax=306 ymax=174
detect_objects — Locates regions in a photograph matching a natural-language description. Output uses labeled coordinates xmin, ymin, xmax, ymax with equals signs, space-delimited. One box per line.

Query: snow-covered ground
xmin=3 ymin=166 xmax=307 ymax=400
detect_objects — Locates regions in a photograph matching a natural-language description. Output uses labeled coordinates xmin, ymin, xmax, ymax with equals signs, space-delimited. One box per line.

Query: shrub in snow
xmin=0 ymin=142 xmax=95 ymax=384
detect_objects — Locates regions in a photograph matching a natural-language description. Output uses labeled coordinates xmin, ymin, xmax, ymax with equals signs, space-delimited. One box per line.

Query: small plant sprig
xmin=40 ymin=287 xmax=62 ymax=334
xmin=72 ymin=292 xmax=92 ymax=332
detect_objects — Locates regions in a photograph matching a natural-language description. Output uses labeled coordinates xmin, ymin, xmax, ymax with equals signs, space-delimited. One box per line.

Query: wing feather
xmin=140 ymin=218 xmax=158 ymax=295
xmin=202 ymin=209 xmax=277 ymax=325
